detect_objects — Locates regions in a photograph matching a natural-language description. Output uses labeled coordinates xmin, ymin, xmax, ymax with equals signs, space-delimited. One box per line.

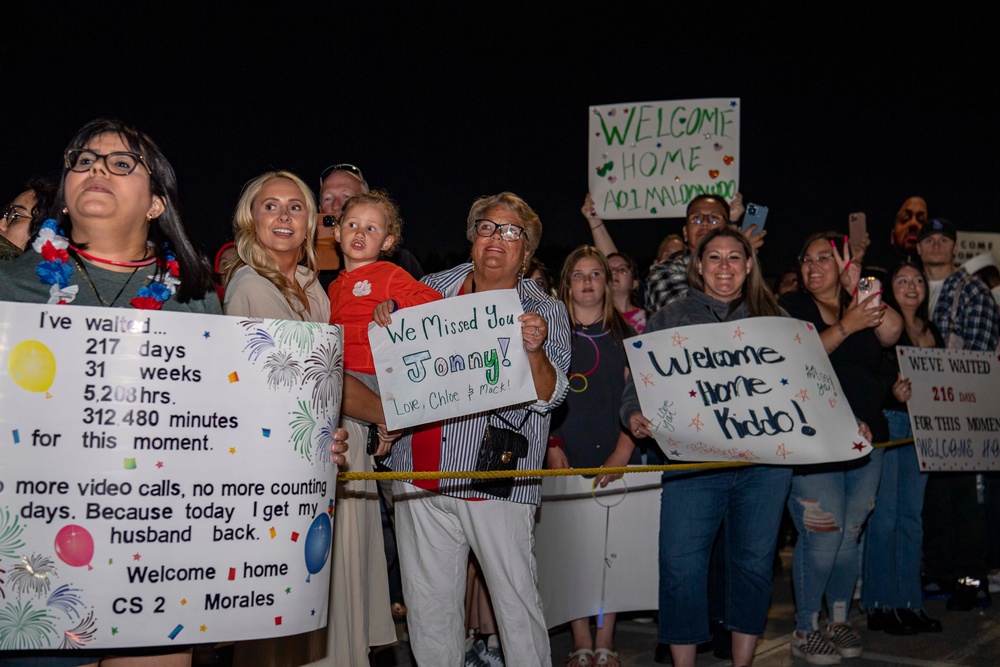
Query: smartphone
xmin=742 ymin=203 xmax=768 ymax=236
xmin=857 ymin=276 xmax=882 ymax=306
xmin=848 ymin=212 xmax=867 ymax=248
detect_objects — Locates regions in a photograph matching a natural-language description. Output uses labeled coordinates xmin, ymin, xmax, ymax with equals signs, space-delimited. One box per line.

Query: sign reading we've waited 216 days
xmin=0 ymin=303 xmax=342 ymax=650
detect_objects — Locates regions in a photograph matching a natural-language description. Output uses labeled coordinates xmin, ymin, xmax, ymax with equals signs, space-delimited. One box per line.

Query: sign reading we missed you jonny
xmin=625 ymin=317 xmax=869 ymax=465
xmin=897 ymin=346 xmax=1000 ymax=471
xmin=588 ymin=98 xmax=740 ymax=219
xmin=369 ymin=290 xmax=536 ymax=431
xmin=0 ymin=303 xmax=342 ymax=649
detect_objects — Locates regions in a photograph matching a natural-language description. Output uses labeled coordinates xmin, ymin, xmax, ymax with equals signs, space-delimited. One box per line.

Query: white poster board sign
xmin=954 ymin=231 xmax=1000 ymax=267
xmin=535 ymin=473 xmax=661 ymax=628
xmin=897 ymin=346 xmax=1000 ymax=471
xmin=624 ymin=317 xmax=869 ymax=464
xmin=588 ymin=98 xmax=740 ymax=219
xmin=369 ymin=290 xmax=536 ymax=430
xmin=0 ymin=303 xmax=341 ymax=649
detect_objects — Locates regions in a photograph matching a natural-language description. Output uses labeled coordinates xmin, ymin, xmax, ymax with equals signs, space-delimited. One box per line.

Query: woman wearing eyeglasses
xmin=1 ymin=177 xmax=57 ymax=261
xmin=778 ymin=231 xmax=901 ymax=664
xmin=385 ymin=192 xmax=571 ymax=666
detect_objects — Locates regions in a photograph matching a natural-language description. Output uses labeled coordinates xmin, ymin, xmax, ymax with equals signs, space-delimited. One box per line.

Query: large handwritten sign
xmin=955 ymin=231 xmax=1000 ymax=267
xmin=624 ymin=317 xmax=869 ymax=464
xmin=0 ymin=303 xmax=341 ymax=649
xmin=588 ymin=98 xmax=740 ymax=219
xmin=897 ymin=346 xmax=1000 ymax=471
xmin=369 ymin=290 xmax=536 ymax=430
xmin=535 ymin=474 xmax=660 ymax=628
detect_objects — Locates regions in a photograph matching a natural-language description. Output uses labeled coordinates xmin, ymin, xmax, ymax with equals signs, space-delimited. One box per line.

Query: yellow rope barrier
xmin=337 ymin=436 xmax=915 ymax=481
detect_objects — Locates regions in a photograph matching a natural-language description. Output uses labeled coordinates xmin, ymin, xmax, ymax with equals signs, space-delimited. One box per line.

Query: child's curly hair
xmin=339 ymin=189 xmax=403 ymax=257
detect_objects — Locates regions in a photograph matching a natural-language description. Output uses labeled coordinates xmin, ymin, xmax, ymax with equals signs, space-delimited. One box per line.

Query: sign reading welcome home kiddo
xmin=369 ymin=290 xmax=536 ymax=431
xmin=624 ymin=317 xmax=869 ymax=465
xmin=0 ymin=303 xmax=342 ymax=649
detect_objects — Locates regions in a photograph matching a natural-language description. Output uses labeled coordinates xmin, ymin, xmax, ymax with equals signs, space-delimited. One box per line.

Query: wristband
xmin=548 ymin=435 xmax=564 ymax=449
xmin=837 ymin=321 xmax=848 ymax=337
xmin=589 ymin=222 xmax=605 ymax=231
xmin=390 ymin=300 xmax=399 ymax=313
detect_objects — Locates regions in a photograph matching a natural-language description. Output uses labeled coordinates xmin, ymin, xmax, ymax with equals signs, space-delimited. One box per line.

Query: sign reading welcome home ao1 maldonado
xmin=588 ymin=97 xmax=740 ymax=219
xmin=368 ymin=289 xmax=537 ymax=431
xmin=624 ymin=317 xmax=870 ymax=465
xmin=0 ymin=303 xmax=342 ymax=650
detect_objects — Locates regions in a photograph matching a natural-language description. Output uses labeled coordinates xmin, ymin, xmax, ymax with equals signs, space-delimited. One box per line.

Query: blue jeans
xmin=788 ymin=451 xmax=883 ymax=632
xmin=658 ymin=466 xmax=792 ymax=644
xmin=862 ymin=410 xmax=928 ymax=609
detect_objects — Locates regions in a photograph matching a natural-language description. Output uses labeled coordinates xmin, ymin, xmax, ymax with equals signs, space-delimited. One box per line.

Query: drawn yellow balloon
xmin=8 ymin=340 xmax=57 ymax=393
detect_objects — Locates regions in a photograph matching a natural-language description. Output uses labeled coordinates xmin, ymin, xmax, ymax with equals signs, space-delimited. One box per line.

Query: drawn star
xmin=732 ymin=325 xmax=746 ymax=341
xmin=804 ymin=323 xmax=814 ymax=330
xmin=311 ymin=609 xmax=316 ymax=616
xmin=229 ymin=447 xmax=236 ymax=455
xmin=133 ymin=553 xmax=141 ymax=561
xmin=796 ymin=389 xmax=809 ymax=402
xmin=666 ymin=437 xmax=679 ymax=447
xmin=200 ymin=625 xmax=207 ymax=632
xmin=921 ymin=460 xmax=927 ymax=469
xmin=108 ymin=558 xmax=113 ymax=565
xmin=689 ymin=413 xmax=704 ymax=432
xmin=776 ymin=443 xmax=791 ymax=459
xmin=640 ymin=372 xmax=656 ymax=387
xmin=285 ymin=587 xmax=292 ymax=594
xmin=828 ymin=397 xmax=837 ymax=408
xmin=853 ymin=441 xmax=867 ymax=452
xmin=689 ymin=389 xmax=697 ymax=397
xmin=181 ymin=599 xmax=187 ymax=606
xmin=111 ymin=627 xmax=119 ymax=636
xmin=203 ymin=331 xmax=211 ymax=339
xmin=156 ymin=461 xmax=164 ymax=469
xmin=780 ymin=378 xmax=789 ymax=385
xmin=730 ymin=100 xmax=738 ymax=107
xmin=384 ymin=393 xmax=395 ymax=401
xmin=671 ymin=331 xmax=688 ymax=347
xmin=794 ymin=333 xmax=802 ymax=344
xmin=670 ymin=450 xmax=681 ymax=457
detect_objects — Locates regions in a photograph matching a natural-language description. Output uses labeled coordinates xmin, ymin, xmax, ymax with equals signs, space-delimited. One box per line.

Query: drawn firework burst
xmin=242 ymin=323 xmax=276 ymax=362
xmin=304 ymin=341 xmax=343 ymax=417
xmin=9 ymin=554 xmax=58 ymax=598
xmin=0 ymin=507 xmax=26 ymax=559
xmin=289 ymin=400 xmax=317 ymax=461
xmin=314 ymin=416 xmax=338 ymax=469
xmin=271 ymin=320 xmax=326 ymax=354
xmin=0 ymin=599 xmax=57 ymax=650
xmin=47 ymin=585 xmax=86 ymax=620
xmin=59 ymin=608 xmax=97 ymax=649
xmin=265 ymin=350 xmax=302 ymax=389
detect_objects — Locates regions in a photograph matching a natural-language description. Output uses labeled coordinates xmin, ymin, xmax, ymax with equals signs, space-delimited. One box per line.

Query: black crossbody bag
xmin=472 ymin=410 xmax=531 ymax=499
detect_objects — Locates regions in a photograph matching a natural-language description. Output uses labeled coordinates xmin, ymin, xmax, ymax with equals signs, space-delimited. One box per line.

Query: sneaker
xmin=825 ymin=624 xmax=863 ymax=658
xmin=790 ymin=631 xmax=841 ymax=665
xmin=464 ymin=631 xmax=481 ymax=667
xmin=470 ymin=637 xmax=504 ymax=667
xmin=946 ymin=578 xmax=992 ymax=611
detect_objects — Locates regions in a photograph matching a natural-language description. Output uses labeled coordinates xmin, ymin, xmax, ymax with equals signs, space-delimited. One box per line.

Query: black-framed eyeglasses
xmin=64 ymin=149 xmax=150 ymax=176
xmin=319 ymin=163 xmax=365 ymax=185
xmin=2 ymin=204 xmax=30 ymax=225
xmin=474 ymin=219 xmax=526 ymax=242
xmin=687 ymin=214 xmax=726 ymax=226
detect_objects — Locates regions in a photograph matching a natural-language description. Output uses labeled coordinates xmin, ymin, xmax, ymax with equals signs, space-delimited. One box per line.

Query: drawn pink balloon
xmin=54 ymin=524 xmax=95 ymax=570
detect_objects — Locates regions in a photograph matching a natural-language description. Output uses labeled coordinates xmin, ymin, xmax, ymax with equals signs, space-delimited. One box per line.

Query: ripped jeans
xmin=788 ymin=450 xmax=883 ymax=632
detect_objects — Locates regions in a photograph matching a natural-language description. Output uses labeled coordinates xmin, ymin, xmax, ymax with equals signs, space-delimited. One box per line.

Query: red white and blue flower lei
xmin=33 ymin=218 xmax=181 ymax=308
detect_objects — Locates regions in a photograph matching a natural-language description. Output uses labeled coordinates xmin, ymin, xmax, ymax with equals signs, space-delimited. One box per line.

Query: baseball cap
xmin=917 ymin=218 xmax=957 ymax=242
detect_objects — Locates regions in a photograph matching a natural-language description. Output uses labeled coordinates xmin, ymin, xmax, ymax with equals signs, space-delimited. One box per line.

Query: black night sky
xmin=3 ymin=3 xmax=995 ymax=278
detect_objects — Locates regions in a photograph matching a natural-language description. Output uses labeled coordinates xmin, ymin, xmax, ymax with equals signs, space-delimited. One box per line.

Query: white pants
xmin=393 ymin=482 xmax=551 ymax=666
